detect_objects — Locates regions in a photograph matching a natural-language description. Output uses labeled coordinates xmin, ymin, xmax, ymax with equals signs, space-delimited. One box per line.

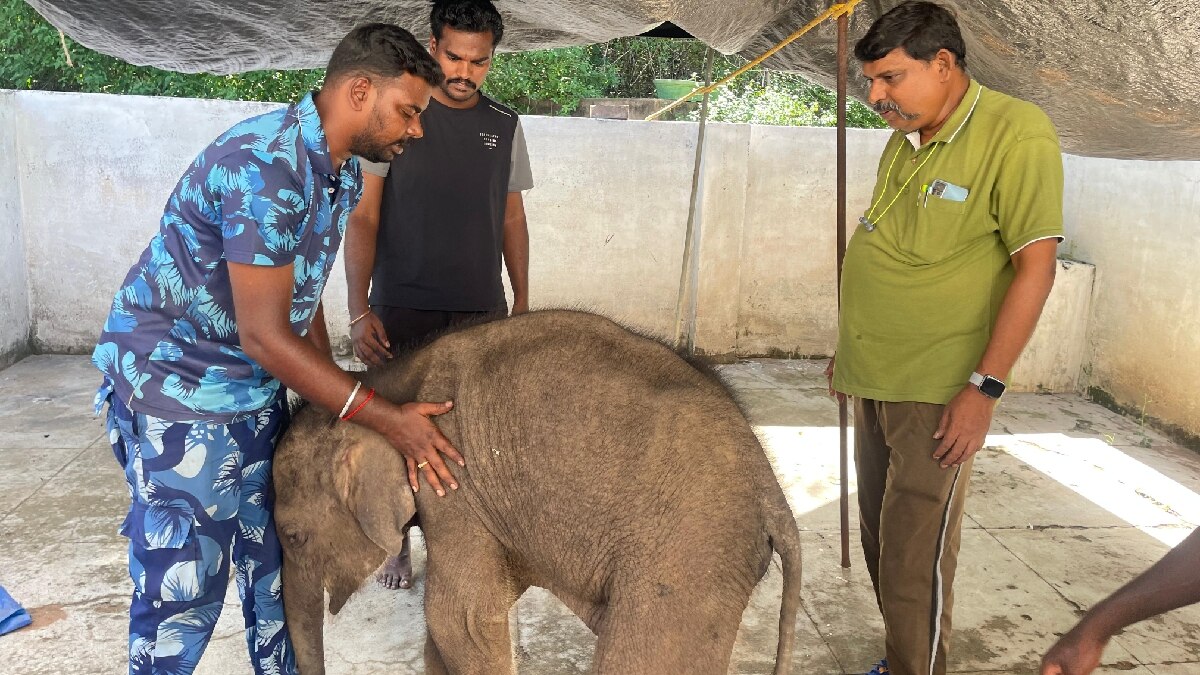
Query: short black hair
xmin=326 ymin=23 xmax=445 ymax=87
xmin=430 ymin=0 xmax=505 ymax=47
xmin=854 ymin=1 xmax=967 ymax=70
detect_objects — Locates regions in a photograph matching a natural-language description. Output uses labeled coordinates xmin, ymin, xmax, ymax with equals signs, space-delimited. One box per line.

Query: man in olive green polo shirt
xmin=827 ymin=3 xmax=1063 ymax=675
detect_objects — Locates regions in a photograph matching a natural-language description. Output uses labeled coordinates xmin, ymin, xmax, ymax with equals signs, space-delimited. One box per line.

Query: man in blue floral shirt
xmin=93 ymin=24 xmax=465 ymax=675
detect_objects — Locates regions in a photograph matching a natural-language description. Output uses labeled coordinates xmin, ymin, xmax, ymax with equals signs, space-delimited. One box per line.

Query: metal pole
xmin=836 ymin=10 xmax=852 ymax=570
xmin=674 ymin=46 xmax=715 ymax=354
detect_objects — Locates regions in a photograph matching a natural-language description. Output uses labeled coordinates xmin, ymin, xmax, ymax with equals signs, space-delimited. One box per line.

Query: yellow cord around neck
xmin=860 ymin=142 xmax=942 ymax=231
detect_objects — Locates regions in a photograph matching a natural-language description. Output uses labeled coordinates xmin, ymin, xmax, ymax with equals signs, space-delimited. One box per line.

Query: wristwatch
xmin=969 ymin=372 xmax=1006 ymax=399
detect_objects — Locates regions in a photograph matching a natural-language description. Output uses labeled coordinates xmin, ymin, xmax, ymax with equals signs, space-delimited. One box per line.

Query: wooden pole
xmin=836 ymin=10 xmax=852 ymax=570
xmin=673 ymin=47 xmax=715 ymax=354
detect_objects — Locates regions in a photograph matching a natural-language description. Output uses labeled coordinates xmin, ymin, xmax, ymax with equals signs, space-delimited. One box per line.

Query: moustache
xmin=872 ymin=100 xmax=919 ymax=120
xmin=447 ymin=78 xmax=477 ymax=91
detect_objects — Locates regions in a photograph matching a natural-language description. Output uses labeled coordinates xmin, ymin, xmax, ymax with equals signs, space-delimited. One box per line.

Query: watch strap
xmin=970 ymin=371 xmax=1006 ymax=399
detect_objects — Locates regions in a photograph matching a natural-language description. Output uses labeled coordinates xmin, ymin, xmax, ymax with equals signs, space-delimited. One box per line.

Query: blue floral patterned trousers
xmin=100 ymin=384 xmax=296 ymax=675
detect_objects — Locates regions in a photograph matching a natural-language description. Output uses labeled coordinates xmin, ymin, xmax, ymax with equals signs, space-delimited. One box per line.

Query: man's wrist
xmin=349 ymin=309 xmax=372 ymax=328
xmin=1078 ymin=601 xmax=1124 ymax=642
xmin=969 ymin=371 xmax=1007 ymax=399
xmin=348 ymin=394 xmax=398 ymax=434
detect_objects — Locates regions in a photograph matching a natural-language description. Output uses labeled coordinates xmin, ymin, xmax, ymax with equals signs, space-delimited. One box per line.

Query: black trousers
xmin=371 ymin=305 xmax=507 ymax=357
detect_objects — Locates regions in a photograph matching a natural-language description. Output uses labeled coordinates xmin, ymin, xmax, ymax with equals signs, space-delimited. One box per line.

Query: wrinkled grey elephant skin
xmin=272 ymin=310 xmax=803 ymax=674
xmin=25 ymin=0 xmax=1200 ymax=160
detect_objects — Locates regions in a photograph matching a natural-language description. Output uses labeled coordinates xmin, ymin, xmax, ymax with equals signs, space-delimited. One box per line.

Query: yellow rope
xmin=58 ymin=30 xmax=74 ymax=67
xmin=645 ymin=0 xmax=863 ymax=121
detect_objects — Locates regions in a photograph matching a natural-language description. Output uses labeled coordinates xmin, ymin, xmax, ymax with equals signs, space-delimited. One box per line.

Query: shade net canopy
xmin=23 ymin=0 xmax=1200 ymax=159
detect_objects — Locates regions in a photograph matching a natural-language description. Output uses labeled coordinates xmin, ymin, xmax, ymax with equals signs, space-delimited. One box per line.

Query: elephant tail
xmin=767 ymin=499 xmax=803 ymax=675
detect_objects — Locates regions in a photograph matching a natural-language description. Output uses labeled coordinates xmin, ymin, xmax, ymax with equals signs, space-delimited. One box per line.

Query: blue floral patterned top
xmin=93 ymin=92 xmax=361 ymax=422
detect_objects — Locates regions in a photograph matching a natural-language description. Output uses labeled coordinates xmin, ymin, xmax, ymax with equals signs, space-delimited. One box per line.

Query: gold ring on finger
xmin=416 ymin=461 xmax=429 ymax=469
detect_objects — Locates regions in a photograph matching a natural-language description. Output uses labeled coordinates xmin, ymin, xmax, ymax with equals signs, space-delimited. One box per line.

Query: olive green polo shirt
xmin=832 ymin=79 xmax=1064 ymax=404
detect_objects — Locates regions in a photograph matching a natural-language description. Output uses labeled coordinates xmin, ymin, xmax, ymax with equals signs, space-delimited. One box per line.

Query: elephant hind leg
xmin=423 ymin=537 xmax=527 ymax=675
xmin=590 ymin=585 xmax=749 ymax=675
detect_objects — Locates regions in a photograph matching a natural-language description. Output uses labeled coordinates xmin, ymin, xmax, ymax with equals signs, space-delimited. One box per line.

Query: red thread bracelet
xmin=341 ymin=388 xmax=375 ymax=421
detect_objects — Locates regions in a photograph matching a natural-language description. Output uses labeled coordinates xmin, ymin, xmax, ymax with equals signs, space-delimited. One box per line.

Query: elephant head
xmin=274 ymin=411 xmax=415 ymax=674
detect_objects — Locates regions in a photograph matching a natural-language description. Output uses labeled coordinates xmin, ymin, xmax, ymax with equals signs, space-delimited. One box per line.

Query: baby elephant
xmin=274 ymin=310 xmax=802 ymax=674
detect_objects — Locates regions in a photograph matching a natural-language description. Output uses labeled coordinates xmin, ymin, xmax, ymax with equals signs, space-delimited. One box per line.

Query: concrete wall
xmin=12 ymin=91 xmax=282 ymax=353
xmin=715 ymin=125 xmax=884 ymax=357
xmin=0 ymin=91 xmax=31 ymax=368
xmin=519 ymin=117 xmax=695 ymax=335
xmin=1009 ymin=259 xmax=1095 ymax=393
xmin=1062 ymin=155 xmax=1200 ymax=436
xmin=516 ymin=116 xmax=879 ymax=352
xmin=5 ymin=90 xmax=1091 ymax=395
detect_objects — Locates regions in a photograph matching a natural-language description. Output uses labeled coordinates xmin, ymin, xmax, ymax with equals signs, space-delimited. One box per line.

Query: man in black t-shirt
xmin=344 ymin=0 xmax=533 ymax=590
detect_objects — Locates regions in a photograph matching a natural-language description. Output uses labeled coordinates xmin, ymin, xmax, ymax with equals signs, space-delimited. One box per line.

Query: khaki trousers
xmin=854 ymin=399 xmax=975 ymax=675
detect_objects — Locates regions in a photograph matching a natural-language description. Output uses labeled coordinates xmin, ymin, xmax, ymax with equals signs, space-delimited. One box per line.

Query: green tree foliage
xmin=492 ymin=38 xmax=884 ymax=128
xmin=0 ymin=0 xmax=323 ymax=101
xmin=2 ymin=0 xmax=885 ymax=128
xmin=694 ymin=72 xmax=886 ymax=128
xmin=587 ymin=37 xmax=736 ymax=99
xmin=487 ymin=46 xmax=616 ymax=115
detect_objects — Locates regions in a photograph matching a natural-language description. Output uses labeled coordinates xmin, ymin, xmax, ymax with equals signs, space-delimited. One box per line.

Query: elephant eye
xmin=281 ymin=525 xmax=309 ymax=547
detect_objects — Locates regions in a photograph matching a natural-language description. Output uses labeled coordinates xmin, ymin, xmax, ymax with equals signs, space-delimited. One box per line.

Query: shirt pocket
xmin=897 ymin=195 xmax=968 ymax=265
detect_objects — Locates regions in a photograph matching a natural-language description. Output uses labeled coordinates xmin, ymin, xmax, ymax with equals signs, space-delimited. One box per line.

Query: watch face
xmin=980 ymin=375 xmax=1006 ymax=399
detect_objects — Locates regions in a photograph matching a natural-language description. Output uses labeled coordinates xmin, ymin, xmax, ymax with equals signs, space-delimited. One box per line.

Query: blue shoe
xmin=865 ymin=658 xmax=889 ymax=675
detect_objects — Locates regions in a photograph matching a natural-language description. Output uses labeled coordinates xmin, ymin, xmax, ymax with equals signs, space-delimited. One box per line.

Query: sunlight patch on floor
xmin=994 ymin=432 xmax=1200 ymax=546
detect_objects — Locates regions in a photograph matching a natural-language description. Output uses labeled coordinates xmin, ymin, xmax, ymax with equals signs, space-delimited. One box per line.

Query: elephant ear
xmin=334 ymin=427 xmax=417 ymax=555
xmin=326 ymin=428 xmax=416 ymax=614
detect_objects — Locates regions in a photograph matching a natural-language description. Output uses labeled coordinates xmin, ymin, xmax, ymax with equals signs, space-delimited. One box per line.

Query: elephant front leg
xmin=424 ymin=632 xmax=451 ymax=675
xmin=422 ymin=536 xmax=526 ymax=675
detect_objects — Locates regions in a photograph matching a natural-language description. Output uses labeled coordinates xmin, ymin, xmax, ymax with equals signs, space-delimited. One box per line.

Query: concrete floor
xmin=1 ymin=355 xmax=1199 ymax=674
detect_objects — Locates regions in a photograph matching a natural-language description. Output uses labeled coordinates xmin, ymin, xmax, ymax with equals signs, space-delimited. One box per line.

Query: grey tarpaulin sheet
xmin=22 ymin=1 xmax=1200 ymax=160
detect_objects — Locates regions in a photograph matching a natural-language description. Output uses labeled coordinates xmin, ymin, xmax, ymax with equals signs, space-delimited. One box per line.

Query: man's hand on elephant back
xmin=383 ymin=401 xmax=465 ymax=497
xmin=351 ymin=311 xmax=392 ymax=367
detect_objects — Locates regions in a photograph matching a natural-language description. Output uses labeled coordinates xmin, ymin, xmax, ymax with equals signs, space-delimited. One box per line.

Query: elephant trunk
xmin=282 ymin=557 xmax=327 ymax=675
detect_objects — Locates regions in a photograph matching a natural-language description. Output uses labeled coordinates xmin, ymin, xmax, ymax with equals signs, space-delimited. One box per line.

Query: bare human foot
xmin=375 ymin=533 xmax=413 ymax=590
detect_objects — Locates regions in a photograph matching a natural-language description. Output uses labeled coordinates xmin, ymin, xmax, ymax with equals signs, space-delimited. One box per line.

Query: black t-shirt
xmin=366 ymin=95 xmax=530 ymax=312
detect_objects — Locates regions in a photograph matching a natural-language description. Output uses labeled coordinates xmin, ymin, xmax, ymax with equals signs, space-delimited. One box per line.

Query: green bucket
xmin=653 ymin=78 xmax=703 ymax=102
